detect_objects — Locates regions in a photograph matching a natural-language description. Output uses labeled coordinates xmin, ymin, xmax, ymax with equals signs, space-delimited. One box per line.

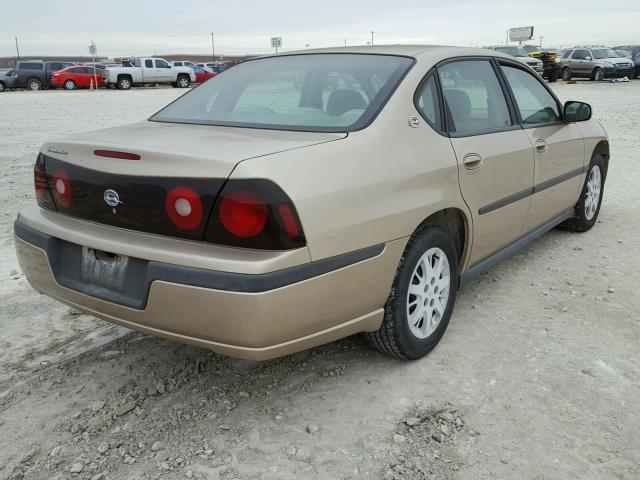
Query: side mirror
xmin=564 ymin=101 xmax=592 ymax=122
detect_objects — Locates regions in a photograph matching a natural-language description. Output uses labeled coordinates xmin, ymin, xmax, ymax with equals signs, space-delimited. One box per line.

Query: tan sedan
xmin=14 ymin=46 xmax=608 ymax=360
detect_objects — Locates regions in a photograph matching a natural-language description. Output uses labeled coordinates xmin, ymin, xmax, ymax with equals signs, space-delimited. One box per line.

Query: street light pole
xmin=211 ymin=32 xmax=215 ymax=61
xmin=15 ymin=36 xmax=20 ymax=61
xmin=371 ymin=31 xmax=375 ymax=46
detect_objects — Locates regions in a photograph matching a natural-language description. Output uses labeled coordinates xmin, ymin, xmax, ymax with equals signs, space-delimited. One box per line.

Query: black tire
xmin=176 ymin=75 xmax=190 ymax=88
xmin=559 ymin=154 xmax=605 ymax=232
xmin=561 ymin=67 xmax=572 ymax=81
xmin=117 ymin=76 xmax=132 ymax=90
xmin=64 ymin=79 xmax=76 ymax=90
xmin=592 ymin=67 xmax=604 ymax=82
xmin=0 ymin=82 xmax=5 ymax=92
xmin=547 ymin=69 xmax=559 ymax=83
xmin=27 ymin=78 xmax=42 ymax=91
xmin=365 ymin=225 xmax=459 ymax=360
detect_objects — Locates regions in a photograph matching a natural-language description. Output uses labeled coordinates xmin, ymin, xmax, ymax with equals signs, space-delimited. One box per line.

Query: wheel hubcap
xmin=406 ymin=247 xmax=451 ymax=339
xmin=584 ymin=165 xmax=601 ymax=220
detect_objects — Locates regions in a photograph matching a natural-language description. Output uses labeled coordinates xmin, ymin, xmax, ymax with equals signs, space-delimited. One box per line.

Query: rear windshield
xmin=150 ymin=54 xmax=414 ymax=132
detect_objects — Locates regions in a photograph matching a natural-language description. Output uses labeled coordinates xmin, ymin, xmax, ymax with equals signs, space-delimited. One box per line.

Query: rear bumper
xmin=14 ymin=213 xmax=405 ymax=359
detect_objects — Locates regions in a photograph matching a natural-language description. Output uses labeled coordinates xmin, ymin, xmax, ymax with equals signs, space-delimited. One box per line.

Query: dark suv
xmin=14 ymin=61 xmax=75 ymax=90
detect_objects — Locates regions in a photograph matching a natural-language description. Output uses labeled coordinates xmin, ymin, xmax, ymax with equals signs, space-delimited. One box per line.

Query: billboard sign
xmin=509 ymin=26 xmax=534 ymax=42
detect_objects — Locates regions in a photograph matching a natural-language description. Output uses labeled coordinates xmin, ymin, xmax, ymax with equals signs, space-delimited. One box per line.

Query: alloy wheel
xmin=406 ymin=247 xmax=451 ymax=339
xmin=584 ymin=165 xmax=602 ymax=220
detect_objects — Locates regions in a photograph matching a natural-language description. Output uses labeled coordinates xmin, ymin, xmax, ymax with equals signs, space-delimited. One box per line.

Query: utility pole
xmin=538 ymin=36 xmax=544 ymax=46
xmin=371 ymin=31 xmax=375 ymax=46
xmin=344 ymin=38 xmax=347 ymax=47
xmin=15 ymin=36 xmax=20 ymax=62
xmin=211 ymin=32 xmax=215 ymax=61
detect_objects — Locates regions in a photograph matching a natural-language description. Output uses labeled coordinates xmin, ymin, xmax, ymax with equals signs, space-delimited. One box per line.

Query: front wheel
xmin=0 ymin=82 xmax=5 ymax=92
xmin=593 ymin=67 xmax=604 ymax=82
xmin=365 ymin=225 xmax=459 ymax=360
xmin=64 ymin=79 xmax=76 ymax=90
xmin=560 ymin=155 xmax=605 ymax=232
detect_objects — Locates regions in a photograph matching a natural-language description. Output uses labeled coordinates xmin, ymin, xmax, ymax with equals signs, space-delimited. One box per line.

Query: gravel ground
xmin=0 ymin=82 xmax=639 ymax=480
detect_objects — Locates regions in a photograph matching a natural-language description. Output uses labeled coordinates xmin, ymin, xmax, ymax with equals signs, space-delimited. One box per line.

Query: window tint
xmin=151 ymin=54 xmax=413 ymax=132
xmin=69 ymin=67 xmax=83 ymax=74
xmin=145 ymin=59 xmax=153 ymax=68
xmin=19 ymin=63 xmax=44 ymax=71
xmin=572 ymin=49 xmax=589 ymax=60
xmin=49 ymin=63 xmax=63 ymax=71
xmin=155 ymin=59 xmax=170 ymax=68
xmin=174 ymin=62 xmax=182 ymax=66
xmin=501 ymin=65 xmax=560 ymax=125
xmin=416 ymin=74 xmax=441 ymax=130
xmin=563 ymin=50 xmax=572 ymax=59
xmin=437 ymin=60 xmax=511 ymax=134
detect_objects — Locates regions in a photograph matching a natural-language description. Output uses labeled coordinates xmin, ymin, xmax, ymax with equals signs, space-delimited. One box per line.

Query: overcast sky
xmin=1 ymin=0 xmax=638 ymax=58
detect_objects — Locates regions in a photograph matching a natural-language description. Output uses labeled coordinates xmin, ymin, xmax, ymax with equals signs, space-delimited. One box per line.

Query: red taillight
xmin=34 ymin=158 xmax=47 ymax=201
xmin=165 ymin=185 xmax=203 ymax=230
xmin=50 ymin=169 xmax=71 ymax=207
xmin=219 ymin=191 xmax=268 ymax=238
xmin=94 ymin=150 xmax=141 ymax=160
xmin=205 ymin=179 xmax=306 ymax=250
xmin=277 ymin=204 xmax=301 ymax=238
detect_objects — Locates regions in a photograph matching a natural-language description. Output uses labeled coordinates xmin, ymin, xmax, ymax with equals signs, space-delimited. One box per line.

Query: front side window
xmin=501 ymin=65 xmax=560 ymax=125
xmin=155 ymin=59 xmax=170 ymax=68
xmin=438 ymin=60 xmax=512 ymax=135
xmin=151 ymin=54 xmax=413 ymax=132
xmin=415 ymin=74 xmax=441 ymax=130
xmin=592 ymin=49 xmax=619 ymax=59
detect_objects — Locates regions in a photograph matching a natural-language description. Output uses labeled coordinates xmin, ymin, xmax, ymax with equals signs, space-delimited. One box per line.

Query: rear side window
xmin=501 ymin=65 xmax=560 ymax=125
xmin=19 ymin=63 xmax=43 ymax=71
xmin=49 ymin=63 xmax=63 ymax=71
xmin=145 ymin=59 xmax=153 ymax=68
xmin=415 ymin=74 xmax=442 ymax=131
xmin=438 ymin=60 xmax=512 ymax=135
xmin=563 ymin=50 xmax=572 ymax=59
xmin=572 ymin=49 xmax=589 ymax=60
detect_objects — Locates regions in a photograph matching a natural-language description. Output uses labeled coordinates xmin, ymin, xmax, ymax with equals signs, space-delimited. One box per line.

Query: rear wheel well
xmin=415 ymin=209 xmax=467 ymax=266
xmin=593 ymin=140 xmax=610 ymax=177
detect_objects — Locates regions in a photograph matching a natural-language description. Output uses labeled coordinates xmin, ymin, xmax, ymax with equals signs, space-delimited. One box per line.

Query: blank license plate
xmin=80 ymin=247 xmax=129 ymax=292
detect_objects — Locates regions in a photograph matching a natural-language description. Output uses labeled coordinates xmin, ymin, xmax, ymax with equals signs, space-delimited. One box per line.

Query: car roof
xmin=269 ymin=44 xmax=515 ymax=63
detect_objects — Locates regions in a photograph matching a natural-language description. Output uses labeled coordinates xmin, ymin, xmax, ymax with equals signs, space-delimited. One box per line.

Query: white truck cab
xmin=103 ymin=58 xmax=196 ymax=90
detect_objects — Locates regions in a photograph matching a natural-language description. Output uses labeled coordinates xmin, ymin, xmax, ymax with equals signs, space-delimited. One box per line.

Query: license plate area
xmin=50 ymin=238 xmax=150 ymax=309
xmin=81 ymin=247 xmax=129 ymax=292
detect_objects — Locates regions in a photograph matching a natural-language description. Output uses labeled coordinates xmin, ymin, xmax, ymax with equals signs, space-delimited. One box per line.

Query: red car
xmin=193 ymin=66 xmax=216 ymax=84
xmin=51 ymin=66 xmax=104 ymax=90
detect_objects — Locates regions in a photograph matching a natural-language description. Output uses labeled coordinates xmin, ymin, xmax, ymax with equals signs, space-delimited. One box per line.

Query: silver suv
xmin=558 ymin=46 xmax=634 ymax=81
xmin=484 ymin=46 xmax=544 ymax=74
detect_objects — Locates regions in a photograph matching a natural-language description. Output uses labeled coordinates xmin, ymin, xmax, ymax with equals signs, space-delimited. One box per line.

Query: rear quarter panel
xmin=230 ymin=56 xmax=471 ymax=263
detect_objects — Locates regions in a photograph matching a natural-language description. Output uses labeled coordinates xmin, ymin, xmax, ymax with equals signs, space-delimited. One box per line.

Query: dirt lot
xmin=1 ymin=82 xmax=639 ymax=480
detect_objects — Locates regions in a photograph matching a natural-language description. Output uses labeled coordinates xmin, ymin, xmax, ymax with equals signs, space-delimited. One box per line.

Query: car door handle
xmin=463 ymin=153 xmax=483 ymax=170
xmin=535 ymin=140 xmax=548 ymax=153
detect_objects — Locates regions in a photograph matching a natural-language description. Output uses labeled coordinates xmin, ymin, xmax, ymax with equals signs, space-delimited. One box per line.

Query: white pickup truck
xmin=103 ymin=57 xmax=196 ymax=90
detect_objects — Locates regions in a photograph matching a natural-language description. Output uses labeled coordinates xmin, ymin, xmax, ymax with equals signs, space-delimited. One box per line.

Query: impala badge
xmin=103 ymin=189 xmax=123 ymax=212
